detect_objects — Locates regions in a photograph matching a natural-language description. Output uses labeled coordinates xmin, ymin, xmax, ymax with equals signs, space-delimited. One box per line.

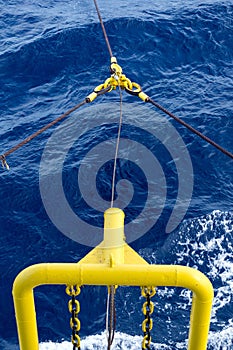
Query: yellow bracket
xmin=79 ymin=208 xmax=148 ymax=266
xmin=13 ymin=208 xmax=214 ymax=350
xmin=85 ymin=57 xmax=149 ymax=103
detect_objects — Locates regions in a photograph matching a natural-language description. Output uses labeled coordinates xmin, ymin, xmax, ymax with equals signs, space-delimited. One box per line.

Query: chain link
xmin=141 ymin=286 xmax=156 ymax=350
xmin=66 ymin=285 xmax=81 ymax=350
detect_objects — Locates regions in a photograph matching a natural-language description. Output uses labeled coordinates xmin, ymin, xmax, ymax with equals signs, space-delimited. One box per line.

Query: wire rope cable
xmin=90 ymin=4 xmax=122 ymax=344
xmin=111 ymin=86 xmax=123 ymax=207
xmin=148 ymin=97 xmax=233 ymax=160
xmin=105 ymin=87 xmax=123 ymax=349
xmin=93 ymin=0 xmax=113 ymax=58
xmin=106 ymin=286 xmax=116 ymax=350
xmin=0 ymin=100 xmax=87 ymax=168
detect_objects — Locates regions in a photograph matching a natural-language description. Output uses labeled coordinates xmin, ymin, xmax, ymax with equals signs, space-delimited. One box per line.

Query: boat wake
xmin=39 ymin=324 xmax=233 ymax=349
xmin=40 ymin=332 xmax=169 ymax=350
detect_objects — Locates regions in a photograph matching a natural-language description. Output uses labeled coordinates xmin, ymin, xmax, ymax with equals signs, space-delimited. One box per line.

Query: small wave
xmin=208 ymin=320 xmax=233 ymax=350
xmin=39 ymin=332 xmax=170 ymax=350
xmin=151 ymin=210 xmax=233 ymax=345
xmin=39 ymin=324 xmax=233 ymax=350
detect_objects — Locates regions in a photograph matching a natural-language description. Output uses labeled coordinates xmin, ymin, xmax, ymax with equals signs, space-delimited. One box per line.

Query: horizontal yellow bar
xmin=13 ymin=263 xmax=212 ymax=299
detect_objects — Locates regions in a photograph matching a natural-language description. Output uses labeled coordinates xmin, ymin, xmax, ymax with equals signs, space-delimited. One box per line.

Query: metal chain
xmin=141 ymin=286 xmax=156 ymax=350
xmin=66 ymin=285 xmax=81 ymax=350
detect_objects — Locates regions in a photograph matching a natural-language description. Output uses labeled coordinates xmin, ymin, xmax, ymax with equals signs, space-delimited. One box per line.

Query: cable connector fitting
xmin=110 ymin=56 xmax=123 ymax=80
xmin=85 ymin=84 xmax=113 ymax=103
xmin=86 ymin=56 xmax=149 ymax=103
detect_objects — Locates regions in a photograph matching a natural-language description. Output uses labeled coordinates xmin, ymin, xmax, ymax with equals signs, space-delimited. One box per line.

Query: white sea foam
xmin=193 ymin=211 xmax=233 ymax=321
xmin=208 ymin=320 xmax=233 ymax=350
xmin=139 ymin=210 xmax=233 ymax=348
xmin=39 ymin=332 xmax=170 ymax=350
xmin=39 ymin=325 xmax=233 ymax=349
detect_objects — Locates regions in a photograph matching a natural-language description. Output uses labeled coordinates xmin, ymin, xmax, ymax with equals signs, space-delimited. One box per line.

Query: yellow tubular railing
xmin=13 ymin=208 xmax=214 ymax=350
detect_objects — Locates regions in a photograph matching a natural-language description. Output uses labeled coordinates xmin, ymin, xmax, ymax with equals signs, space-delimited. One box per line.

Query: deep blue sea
xmin=0 ymin=0 xmax=233 ymax=349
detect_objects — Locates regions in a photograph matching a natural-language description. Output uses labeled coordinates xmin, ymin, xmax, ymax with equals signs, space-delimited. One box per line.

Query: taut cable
xmin=148 ymin=97 xmax=233 ymax=160
xmin=0 ymin=100 xmax=87 ymax=169
xmin=93 ymin=0 xmax=113 ymax=58
xmin=111 ymin=87 xmax=123 ymax=207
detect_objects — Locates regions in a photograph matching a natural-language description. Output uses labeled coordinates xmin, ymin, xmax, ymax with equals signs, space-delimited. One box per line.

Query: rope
xmin=91 ymin=3 xmax=121 ymax=346
xmin=111 ymin=87 xmax=123 ymax=207
xmin=0 ymin=100 xmax=87 ymax=168
xmin=105 ymin=87 xmax=123 ymax=349
xmin=93 ymin=0 xmax=113 ymax=58
xmin=148 ymin=97 xmax=233 ymax=160
xmin=106 ymin=286 xmax=116 ymax=349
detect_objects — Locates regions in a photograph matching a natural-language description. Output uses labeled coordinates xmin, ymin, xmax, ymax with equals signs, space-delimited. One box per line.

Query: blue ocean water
xmin=0 ymin=0 xmax=233 ymax=349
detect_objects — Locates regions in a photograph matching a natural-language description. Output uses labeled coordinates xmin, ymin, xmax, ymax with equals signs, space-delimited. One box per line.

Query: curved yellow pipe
xmin=13 ymin=263 xmax=213 ymax=350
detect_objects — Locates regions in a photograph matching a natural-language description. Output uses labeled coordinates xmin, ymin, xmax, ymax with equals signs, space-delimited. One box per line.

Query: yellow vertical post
xmin=13 ymin=279 xmax=39 ymax=350
xmin=101 ymin=207 xmax=125 ymax=265
xmin=188 ymin=293 xmax=213 ymax=350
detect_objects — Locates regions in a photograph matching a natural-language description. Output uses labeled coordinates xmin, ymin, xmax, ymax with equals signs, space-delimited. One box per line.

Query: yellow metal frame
xmin=13 ymin=208 xmax=213 ymax=350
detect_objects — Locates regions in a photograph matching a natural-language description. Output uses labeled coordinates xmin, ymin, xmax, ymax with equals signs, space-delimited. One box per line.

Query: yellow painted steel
xmin=86 ymin=56 xmax=146 ymax=101
xmin=138 ymin=91 xmax=149 ymax=102
xmin=13 ymin=208 xmax=213 ymax=350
